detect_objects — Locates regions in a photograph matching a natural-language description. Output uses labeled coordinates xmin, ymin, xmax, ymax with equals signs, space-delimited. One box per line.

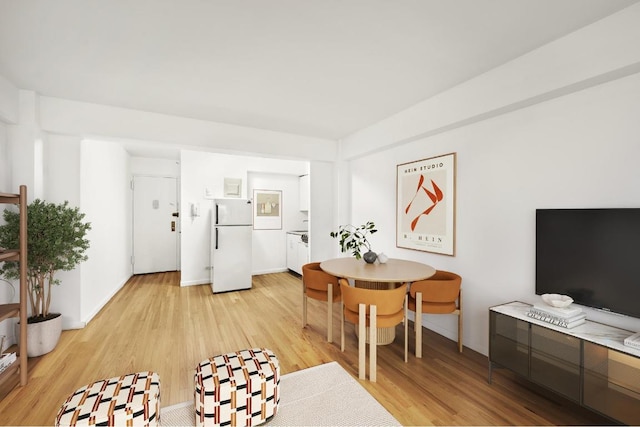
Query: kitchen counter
xmin=286 ymin=230 xmax=308 ymax=235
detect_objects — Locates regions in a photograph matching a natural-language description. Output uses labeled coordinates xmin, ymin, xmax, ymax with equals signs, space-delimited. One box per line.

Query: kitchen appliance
xmin=211 ymin=198 xmax=253 ymax=293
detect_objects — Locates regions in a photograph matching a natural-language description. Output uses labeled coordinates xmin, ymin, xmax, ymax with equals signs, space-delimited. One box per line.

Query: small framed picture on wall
xmin=253 ymin=189 xmax=282 ymax=230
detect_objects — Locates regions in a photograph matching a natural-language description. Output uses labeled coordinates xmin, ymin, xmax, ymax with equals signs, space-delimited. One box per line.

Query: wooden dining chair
xmin=408 ymin=270 xmax=462 ymax=356
xmin=339 ymin=278 xmax=408 ymax=381
xmin=302 ymin=262 xmax=341 ymax=343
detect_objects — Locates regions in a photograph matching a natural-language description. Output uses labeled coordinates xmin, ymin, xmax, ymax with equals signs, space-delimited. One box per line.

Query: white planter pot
xmin=17 ymin=314 xmax=63 ymax=357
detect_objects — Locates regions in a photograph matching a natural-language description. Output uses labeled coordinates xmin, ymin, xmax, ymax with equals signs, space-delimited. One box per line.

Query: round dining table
xmin=320 ymin=257 xmax=436 ymax=284
xmin=320 ymin=257 xmax=436 ymax=344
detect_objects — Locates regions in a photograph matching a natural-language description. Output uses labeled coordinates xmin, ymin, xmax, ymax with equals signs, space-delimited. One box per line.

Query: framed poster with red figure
xmin=396 ymin=153 xmax=456 ymax=256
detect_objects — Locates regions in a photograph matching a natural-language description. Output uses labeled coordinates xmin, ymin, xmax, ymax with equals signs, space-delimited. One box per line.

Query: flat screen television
xmin=536 ymin=208 xmax=640 ymax=319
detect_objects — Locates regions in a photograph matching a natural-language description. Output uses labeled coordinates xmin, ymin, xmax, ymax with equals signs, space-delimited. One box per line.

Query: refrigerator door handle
xmin=215 ymin=227 xmax=219 ymax=250
xmin=215 ymin=204 xmax=219 ymax=225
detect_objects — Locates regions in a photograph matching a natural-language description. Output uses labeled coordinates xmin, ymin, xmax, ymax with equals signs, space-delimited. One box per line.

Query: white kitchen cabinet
xmin=299 ymin=174 xmax=309 ymax=211
xmin=287 ymin=233 xmax=298 ymax=272
xmin=297 ymin=240 xmax=309 ymax=272
xmin=286 ymin=232 xmax=309 ymax=275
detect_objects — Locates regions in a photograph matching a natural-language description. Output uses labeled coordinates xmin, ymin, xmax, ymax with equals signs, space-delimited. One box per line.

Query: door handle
xmin=172 ymin=211 xmax=179 ymax=217
xmin=215 ymin=227 xmax=219 ymax=249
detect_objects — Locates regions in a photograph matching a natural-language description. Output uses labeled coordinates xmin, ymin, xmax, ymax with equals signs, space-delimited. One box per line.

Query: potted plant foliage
xmin=0 ymin=199 xmax=91 ymax=357
xmin=330 ymin=221 xmax=378 ymax=263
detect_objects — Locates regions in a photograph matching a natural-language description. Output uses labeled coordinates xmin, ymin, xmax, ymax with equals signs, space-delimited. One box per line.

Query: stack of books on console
xmin=527 ymin=303 xmax=586 ymax=328
xmin=623 ymin=332 xmax=640 ymax=350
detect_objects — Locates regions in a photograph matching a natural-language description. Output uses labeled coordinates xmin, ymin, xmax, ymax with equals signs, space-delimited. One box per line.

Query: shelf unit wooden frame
xmin=0 ymin=185 xmax=28 ymax=389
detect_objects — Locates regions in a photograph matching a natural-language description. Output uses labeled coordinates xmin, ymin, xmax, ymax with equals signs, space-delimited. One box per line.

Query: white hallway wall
xmin=45 ymin=136 xmax=131 ymax=330
xmin=48 ymin=148 xmax=181 ymax=330
xmin=79 ymin=139 xmax=131 ymax=325
xmin=342 ymin=4 xmax=640 ymax=355
xmin=45 ymin=134 xmax=82 ymax=329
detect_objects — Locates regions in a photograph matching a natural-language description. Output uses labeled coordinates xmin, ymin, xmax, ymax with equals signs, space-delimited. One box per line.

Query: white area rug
xmin=161 ymin=361 xmax=400 ymax=426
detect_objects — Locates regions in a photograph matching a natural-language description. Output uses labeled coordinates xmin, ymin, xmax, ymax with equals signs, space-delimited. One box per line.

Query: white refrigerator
xmin=211 ymin=198 xmax=253 ymax=293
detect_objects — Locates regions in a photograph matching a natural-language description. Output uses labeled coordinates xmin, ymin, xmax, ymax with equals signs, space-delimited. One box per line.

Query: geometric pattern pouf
xmin=194 ymin=348 xmax=280 ymax=427
xmin=54 ymin=371 xmax=160 ymax=427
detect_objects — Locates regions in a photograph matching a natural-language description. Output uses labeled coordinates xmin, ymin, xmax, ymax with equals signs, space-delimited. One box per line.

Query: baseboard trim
xmin=180 ymin=279 xmax=209 ymax=287
xmin=62 ymin=319 xmax=86 ymax=330
xmin=252 ymin=268 xmax=289 ymax=275
xmin=82 ymin=276 xmax=130 ymax=326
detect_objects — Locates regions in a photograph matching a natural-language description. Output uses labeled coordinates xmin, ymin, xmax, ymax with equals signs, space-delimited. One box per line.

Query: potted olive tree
xmin=330 ymin=221 xmax=378 ymax=263
xmin=0 ymin=199 xmax=91 ymax=357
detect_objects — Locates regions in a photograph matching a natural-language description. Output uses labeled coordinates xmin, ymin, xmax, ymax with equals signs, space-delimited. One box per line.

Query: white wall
xmin=309 ymin=161 xmax=337 ymax=263
xmin=130 ymin=157 xmax=180 ymax=176
xmin=79 ymin=139 xmax=131 ymax=324
xmin=248 ymin=172 xmax=307 ymax=274
xmin=344 ymin=5 xmax=640 ymax=356
xmin=7 ymin=91 xmax=44 ymax=200
xmin=0 ymin=73 xmax=18 ymax=124
xmin=45 ymin=134 xmax=83 ymax=329
xmin=0 ymin=121 xmax=8 ymax=191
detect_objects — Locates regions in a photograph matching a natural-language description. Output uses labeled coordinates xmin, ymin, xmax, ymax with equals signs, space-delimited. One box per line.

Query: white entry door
xmin=132 ymin=176 xmax=179 ymax=274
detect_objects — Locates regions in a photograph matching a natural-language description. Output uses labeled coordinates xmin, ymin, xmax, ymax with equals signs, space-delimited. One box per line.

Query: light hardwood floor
xmin=0 ymin=271 xmax=608 ymax=425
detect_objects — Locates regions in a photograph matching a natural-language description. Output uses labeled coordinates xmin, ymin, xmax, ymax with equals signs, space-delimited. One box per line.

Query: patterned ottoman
xmin=194 ymin=348 xmax=280 ymax=427
xmin=54 ymin=371 xmax=160 ymax=426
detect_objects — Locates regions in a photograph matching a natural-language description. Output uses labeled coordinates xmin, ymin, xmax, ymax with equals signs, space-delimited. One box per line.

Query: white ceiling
xmin=0 ymin=0 xmax=637 ymax=141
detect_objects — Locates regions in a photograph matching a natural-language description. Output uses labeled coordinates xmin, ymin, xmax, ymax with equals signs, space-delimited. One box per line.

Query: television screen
xmin=536 ymin=208 xmax=640 ymax=319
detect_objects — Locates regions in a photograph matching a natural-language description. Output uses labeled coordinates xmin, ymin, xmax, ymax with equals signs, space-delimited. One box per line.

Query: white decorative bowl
xmin=541 ymin=293 xmax=574 ymax=308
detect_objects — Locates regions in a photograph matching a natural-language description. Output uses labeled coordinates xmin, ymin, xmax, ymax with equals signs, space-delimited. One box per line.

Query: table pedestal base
xmin=355 ymin=325 xmax=395 ymax=345
xmin=353 ymin=280 xmax=400 ymax=345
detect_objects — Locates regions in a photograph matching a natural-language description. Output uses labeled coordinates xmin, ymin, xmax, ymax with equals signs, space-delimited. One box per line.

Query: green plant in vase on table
xmin=330 ymin=221 xmax=378 ymax=263
xmin=0 ymin=199 xmax=91 ymax=356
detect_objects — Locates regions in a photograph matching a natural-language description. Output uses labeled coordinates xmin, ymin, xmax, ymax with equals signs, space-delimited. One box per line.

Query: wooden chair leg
xmin=457 ymin=312 xmax=463 ymax=353
xmin=369 ymin=304 xmax=377 ymax=382
xmin=458 ymin=289 xmax=463 ymax=353
xmin=302 ymin=286 xmax=307 ymax=328
xmin=327 ymin=285 xmax=333 ymax=343
xmin=416 ymin=292 xmax=423 ymax=358
xmin=358 ymin=303 xmax=366 ymax=380
xmin=340 ymin=301 xmax=345 ymax=352
xmin=404 ymin=294 xmax=408 ymax=363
